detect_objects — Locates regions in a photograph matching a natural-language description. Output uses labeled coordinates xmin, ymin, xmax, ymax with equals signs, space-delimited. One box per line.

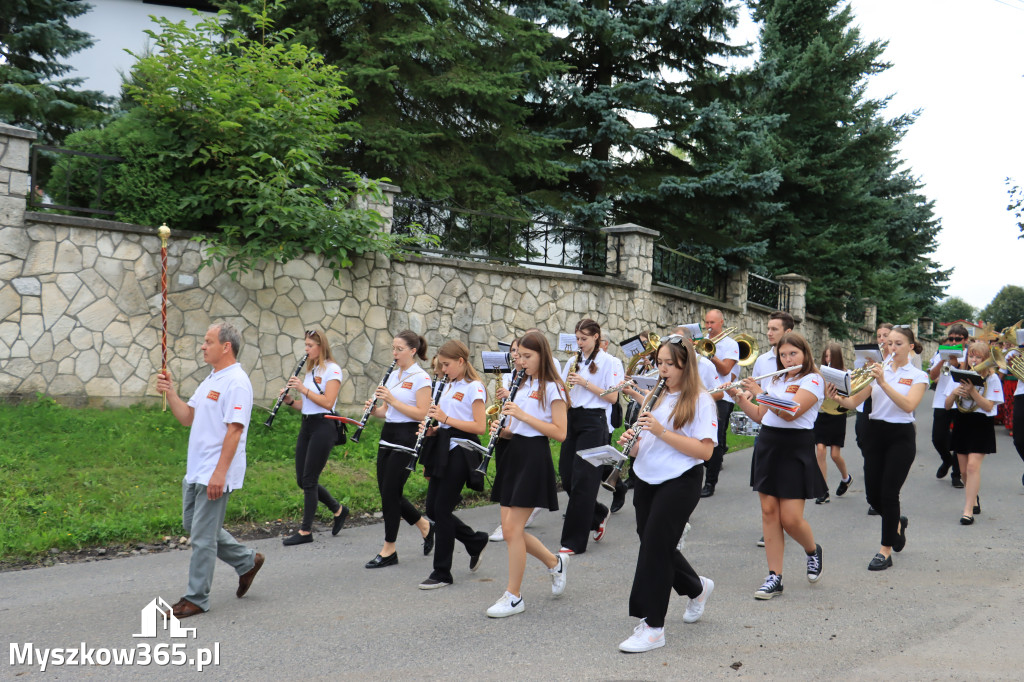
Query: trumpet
xmin=694 ymin=327 xmax=737 ymax=359
xmin=602 ymin=377 xmax=668 ymax=492
xmin=405 ymin=374 xmax=450 ymax=470
xmin=820 ymin=363 xmax=879 ymax=416
xmin=710 ymin=365 xmax=802 ymax=393
xmin=350 ymin=359 xmax=398 ymax=443
xmin=264 ymin=353 xmax=309 ymax=428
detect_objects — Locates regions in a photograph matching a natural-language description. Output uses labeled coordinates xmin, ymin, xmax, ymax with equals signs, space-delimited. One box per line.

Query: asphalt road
xmin=3 ymin=407 xmax=1023 ymax=680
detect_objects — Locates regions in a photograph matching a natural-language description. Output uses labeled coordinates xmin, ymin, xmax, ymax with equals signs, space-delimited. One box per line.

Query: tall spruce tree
xmin=218 ymin=0 xmax=565 ymax=212
xmin=744 ymin=0 xmax=947 ymax=332
xmin=513 ymin=0 xmax=781 ymax=256
xmin=0 ymin=0 xmax=110 ymax=144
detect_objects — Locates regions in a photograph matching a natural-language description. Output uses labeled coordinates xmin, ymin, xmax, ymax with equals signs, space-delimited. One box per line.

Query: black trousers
xmin=294 ymin=415 xmax=342 ymax=532
xmin=377 ymin=422 xmax=422 ymax=543
xmin=855 ymin=397 xmax=872 ymax=504
xmin=559 ymin=408 xmax=610 ymax=553
xmin=424 ymin=444 xmax=487 ymax=581
xmin=1013 ymin=395 xmax=1024 ymax=465
xmin=628 ymin=467 xmax=704 ymax=629
xmin=931 ymin=407 xmax=961 ymax=477
xmin=703 ymin=400 xmax=732 ymax=487
xmin=863 ymin=420 xmax=915 ymax=548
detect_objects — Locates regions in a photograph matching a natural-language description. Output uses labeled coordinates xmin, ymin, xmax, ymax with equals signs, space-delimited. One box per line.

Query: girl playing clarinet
xmin=617 ymin=334 xmax=717 ymax=653
xmin=485 ymin=331 xmax=568 ymax=618
xmin=417 ymin=340 xmax=491 ymax=588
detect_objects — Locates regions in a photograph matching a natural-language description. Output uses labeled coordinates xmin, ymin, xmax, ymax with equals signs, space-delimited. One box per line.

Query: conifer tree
xmin=0 ymin=0 xmax=110 ymax=144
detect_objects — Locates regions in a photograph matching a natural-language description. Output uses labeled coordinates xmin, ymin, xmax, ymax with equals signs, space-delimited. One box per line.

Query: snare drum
xmin=730 ymin=411 xmax=761 ymax=437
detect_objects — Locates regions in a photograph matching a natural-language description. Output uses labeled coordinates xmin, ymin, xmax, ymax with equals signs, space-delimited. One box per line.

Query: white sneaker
xmin=489 ymin=524 xmax=504 ymax=542
xmin=676 ymin=522 xmax=692 ymax=552
xmin=485 ymin=591 xmax=524 ymax=618
xmin=549 ymin=554 xmax=569 ymax=596
xmin=525 ymin=507 xmax=542 ymax=528
xmin=683 ymin=576 xmax=714 ymax=623
xmin=618 ymin=620 xmax=665 ymax=653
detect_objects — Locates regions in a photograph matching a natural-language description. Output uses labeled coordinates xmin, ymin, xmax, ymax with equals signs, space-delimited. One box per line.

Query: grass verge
xmin=0 ymin=396 xmax=755 ymax=562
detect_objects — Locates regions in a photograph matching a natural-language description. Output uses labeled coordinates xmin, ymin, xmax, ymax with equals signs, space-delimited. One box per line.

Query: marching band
xmin=200 ymin=312 xmax=1023 ymax=652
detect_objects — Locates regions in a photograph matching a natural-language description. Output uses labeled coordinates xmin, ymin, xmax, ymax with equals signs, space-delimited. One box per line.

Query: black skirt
xmin=750 ymin=425 xmax=827 ymax=499
xmin=490 ymin=435 xmax=559 ymax=511
xmin=950 ymin=411 xmax=997 ymax=454
xmin=813 ymin=411 xmax=848 ymax=447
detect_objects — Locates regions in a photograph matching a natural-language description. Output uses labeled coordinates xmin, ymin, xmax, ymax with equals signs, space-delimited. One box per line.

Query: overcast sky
xmin=734 ymin=0 xmax=1024 ymax=312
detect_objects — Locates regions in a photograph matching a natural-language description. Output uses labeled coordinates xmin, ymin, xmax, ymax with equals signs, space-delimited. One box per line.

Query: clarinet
xmin=264 ymin=353 xmax=309 ymax=428
xmin=474 ymin=369 xmax=525 ymax=475
xmin=405 ymin=374 xmax=450 ymax=471
xmin=351 ymin=359 xmax=398 ymax=443
xmin=601 ymin=377 xmax=667 ymax=491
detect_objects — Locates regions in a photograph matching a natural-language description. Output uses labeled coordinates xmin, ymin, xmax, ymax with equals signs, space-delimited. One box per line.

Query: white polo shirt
xmin=439 ymin=378 xmax=486 ymax=448
xmin=633 ymin=391 xmax=718 ymax=484
xmin=942 ymin=373 xmax=1004 ymax=417
xmin=507 ymin=376 xmax=566 ymax=438
xmin=185 ymin=362 xmax=253 ymax=491
xmin=301 ymin=361 xmax=343 ymax=415
xmin=385 ymin=364 xmax=432 ymax=423
xmin=751 ymin=348 xmax=777 ymax=385
xmin=713 ymin=336 xmax=740 ymax=403
xmin=760 ymin=371 xmax=824 ymax=430
xmin=698 ymin=356 xmax=720 ymax=393
xmin=868 ymin=362 xmax=930 ymax=424
xmin=562 ymin=349 xmax=621 ymax=425
xmin=605 ymin=354 xmax=626 ymax=432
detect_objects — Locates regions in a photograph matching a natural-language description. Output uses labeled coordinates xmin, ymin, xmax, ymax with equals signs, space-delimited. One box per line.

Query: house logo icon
xmin=133 ymin=597 xmax=197 ymax=639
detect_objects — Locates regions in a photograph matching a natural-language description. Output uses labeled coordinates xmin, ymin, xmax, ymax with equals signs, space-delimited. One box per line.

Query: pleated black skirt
xmin=750 ymin=425 xmax=827 ymax=499
xmin=490 ymin=435 xmax=559 ymax=511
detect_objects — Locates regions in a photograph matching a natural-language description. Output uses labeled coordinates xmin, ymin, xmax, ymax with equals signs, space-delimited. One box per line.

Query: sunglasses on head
xmin=660 ymin=334 xmax=689 ymax=362
xmin=305 ymin=330 xmax=319 ymax=338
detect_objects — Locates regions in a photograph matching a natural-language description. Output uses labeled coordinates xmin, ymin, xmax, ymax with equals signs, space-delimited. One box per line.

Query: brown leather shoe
xmin=236 ymin=552 xmax=265 ymax=598
xmin=162 ymin=598 xmax=188 ymax=617
xmin=172 ymin=598 xmax=205 ymax=619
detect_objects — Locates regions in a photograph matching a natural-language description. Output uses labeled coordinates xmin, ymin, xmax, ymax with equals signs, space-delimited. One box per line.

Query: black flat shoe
xmin=868 ymin=553 xmax=892 ymax=571
xmin=423 ymin=522 xmax=436 ymax=556
xmin=973 ymin=496 xmax=980 ymax=515
xmin=332 ymin=505 xmax=349 ymax=536
xmin=282 ymin=532 xmax=313 ymax=546
xmin=951 ymin=475 xmax=964 ymax=489
xmin=959 ymin=515 xmax=974 ymax=526
xmin=610 ymin=493 xmax=626 ymax=514
xmin=365 ymin=552 xmax=398 ymax=569
xmin=936 ymin=462 xmax=951 ymax=479
xmin=867 ymin=506 xmax=880 ymax=516
xmin=893 ymin=515 xmax=908 ymax=553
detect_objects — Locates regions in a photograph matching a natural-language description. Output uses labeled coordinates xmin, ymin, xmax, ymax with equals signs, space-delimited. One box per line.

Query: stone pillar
xmin=601 ymin=223 xmax=658 ymax=290
xmin=777 ymin=273 xmax=810 ymax=324
xmin=0 ymin=122 xmax=35 ymax=236
xmin=363 ymin=181 xmax=401 ymax=234
xmin=862 ymin=301 xmax=877 ymax=332
xmin=725 ymin=267 xmax=749 ymax=311
xmin=919 ymin=316 xmax=934 ymax=337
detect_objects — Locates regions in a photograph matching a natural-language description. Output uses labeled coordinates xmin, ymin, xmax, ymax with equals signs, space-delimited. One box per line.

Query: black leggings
xmin=863 ymin=420 xmax=915 ymax=548
xmin=1013 ymin=395 xmax=1024 ymax=465
xmin=294 ymin=415 xmax=341 ymax=532
xmin=424 ymin=444 xmax=486 ymax=581
xmin=931 ymin=407 xmax=960 ymax=477
xmin=377 ymin=422 xmax=423 ymax=543
xmin=629 ymin=467 xmax=704 ymax=629
xmin=559 ymin=408 xmax=609 ymax=553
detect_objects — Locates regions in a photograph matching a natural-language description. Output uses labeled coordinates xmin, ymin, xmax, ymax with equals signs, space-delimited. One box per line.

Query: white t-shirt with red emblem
xmin=760 ymin=371 xmax=824 ymax=430
xmin=507 ymin=375 xmax=566 ymax=438
xmin=633 ymin=391 xmax=719 ymax=484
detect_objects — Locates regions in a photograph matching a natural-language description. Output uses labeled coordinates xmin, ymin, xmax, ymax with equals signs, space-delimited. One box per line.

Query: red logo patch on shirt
xmin=313 ymin=376 xmax=322 ymax=384
xmin=529 ymin=391 xmax=540 ymax=400
xmin=898 ymin=378 xmax=913 ymax=386
xmin=401 ymin=381 xmax=413 ymax=390
xmin=453 ymin=392 xmax=465 ymax=402
xmin=207 ymin=391 xmax=220 ymax=401
xmin=811 ymin=379 xmax=820 ymax=386
xmin=234 ymin=405 xmax=243 ymax=411
xmin=785 ymin=385 xmax=800 ymax=394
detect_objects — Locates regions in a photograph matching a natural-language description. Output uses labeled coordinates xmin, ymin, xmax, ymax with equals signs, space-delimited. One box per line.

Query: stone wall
xmin=0 ymin=124 xmax=934 ymax=412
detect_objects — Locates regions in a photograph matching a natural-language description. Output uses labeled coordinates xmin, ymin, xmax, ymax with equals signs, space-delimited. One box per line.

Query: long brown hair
xmin=820 ymin=342 xmax=845 ymax=371
xmin=653 ymin=336 xmax=703 ymax=430
xmin=772 ymin=332 xmax=817 ymax=381
xmin=519 ymin=331 xmax=566 ymax=410
xmin=304 ymin=330 xmax=337 ymax=374
xmin=575 ymin=318 xmax=602 ymax=375
xmin=437 ymin=339 xmax=482 ymax=383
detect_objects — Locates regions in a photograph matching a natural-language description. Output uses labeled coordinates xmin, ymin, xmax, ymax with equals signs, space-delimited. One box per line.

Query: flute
xmin=264 ymin=353 xmax=309 ymax=428
xmin=601 ymin=377 xmax=667 ymax=491
xmin=405 ymin=374 xmax=450 ymax=471
xmin=350 ymin=359 xmax=399 ymax=443
xmin=473 ymin=369 xmax=525 ymax=475
xmin=709 ymin=365 xmax=802 ymax=393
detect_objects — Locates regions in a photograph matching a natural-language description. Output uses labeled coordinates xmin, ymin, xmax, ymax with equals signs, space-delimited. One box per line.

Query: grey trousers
xmin=182 ymin=480 xmax=257 ymax=610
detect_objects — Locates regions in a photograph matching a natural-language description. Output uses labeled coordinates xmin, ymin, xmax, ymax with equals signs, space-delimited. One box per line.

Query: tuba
xmin=625 ymin=333 xmax=661 ymax=376
xmin=955 ymin=348 xmax=1006 ymax=413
